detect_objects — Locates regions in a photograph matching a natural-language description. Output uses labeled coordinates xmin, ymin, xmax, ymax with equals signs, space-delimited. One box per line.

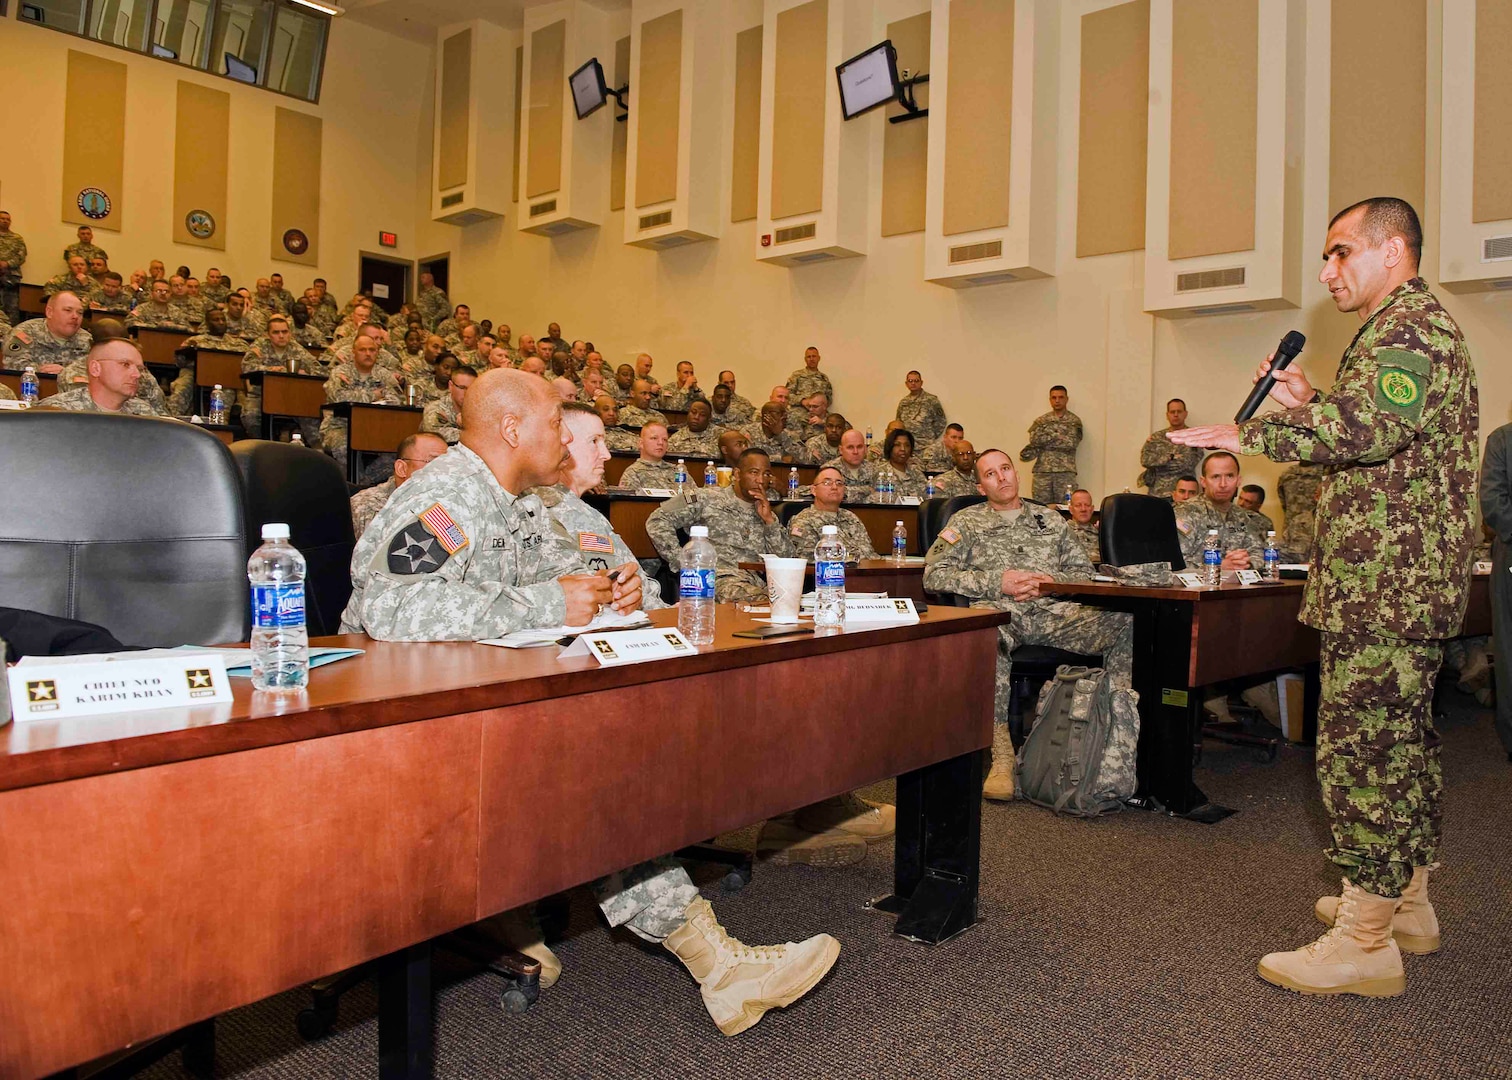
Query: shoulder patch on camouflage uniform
xmin=1373 ymin=347 xmax=1429 ymax=421
xmin=419 ymin=504 xmax=469 ymax=554
xmin=578 ymin=531 xmax=613 ymax=554
xmin=384 ymin=519 xmax=455 ymax=575
xmin=6 ymin=332 xmax=27 ymax=351
xmin=939 ymin=526 xmax=960 ymax=544
xmin=1175 ymin=517 xmax=1192 ymax=535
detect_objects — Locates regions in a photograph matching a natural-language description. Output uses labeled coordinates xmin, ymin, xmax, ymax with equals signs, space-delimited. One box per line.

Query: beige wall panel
xmin=1167 ymin=0 xmax=1257 ymax=260
xmin=61 ymin=50 xmax=127 ymax=231
xmin=731 ymin=25 xmax=763 ymax=223
xmin=635 ymin=11 xmax=683 ymax=208
xmin=770 ymin=0 xmax=827 ymax=221
xmin=438 ymin=29 xmax=472 ymax=192
xmin=513 ymin=45 xmax=524 ymax=203
xmin=611 ymin=35 xmax=631 ymax=211
xmin=881 ymin=11 xmax=930 ymax=237
xmin=1076 ymin=0 xmax=1149 ymax=257
xmin=172 ymin=81 xmax=230 ymax=250
xmin=942 ymin=0 xmax=1014 ymax=237
xmin=527 ymin=19 xmax=566 ymax=199
xmin=1330 ymin=0 xmax=1424 ymax=218
xmin=270 ymin=108 xmax=322 ymax=266
xmin=1474 ymin=0 xmax=1512 ymax=223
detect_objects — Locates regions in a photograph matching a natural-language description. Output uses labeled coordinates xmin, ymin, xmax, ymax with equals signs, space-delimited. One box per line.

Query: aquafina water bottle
xmin=788 ymin=467 xmax=800 ymax=501
xmin=704 ymin=460 xmax=716 ymax=487
xmin=892 ymin=520 xmax=908 ymax=562
xmin=248 ymin=523 xmax=309 ymax=691
xmin=208 ymin=384 xmax=228 ymax=425
xmin=678 ymin=525 xmax=716 ymax=644
xmin=1203 ymin=528 xmax=1222 ymax=587
xmin=814 ymin=525 xmax=847 ymax=629
xmin=925 ymin=474 xmax=936 ymax=498
xmin=1263 ymin=530 xmax=1280 ymax=581
xmin=674 ymin=458 xmax=688 ymax=493
xmin=19 ymin=365 xmax=39 ymax=406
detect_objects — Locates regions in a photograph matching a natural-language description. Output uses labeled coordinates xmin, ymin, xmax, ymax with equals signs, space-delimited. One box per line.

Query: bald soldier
xmin=4 ymin=290 xmax=92 ymax=373
xmin=35 ymin=338 xmax=160 ymax=416
xmin=343 ymin=370 xmax=838 ymax=1035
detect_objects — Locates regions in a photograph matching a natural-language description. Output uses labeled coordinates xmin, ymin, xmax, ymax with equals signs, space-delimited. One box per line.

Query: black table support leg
xmin=377 ymin=943 xmax=432 ymax=1080
xmin=867 ymin=748 xmax=983 ymax=944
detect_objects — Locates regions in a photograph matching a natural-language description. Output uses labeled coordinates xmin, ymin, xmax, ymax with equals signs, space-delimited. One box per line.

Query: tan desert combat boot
xmin=983 ymin=724 xmax=1016 ymax=800
xmin=1258 ymin=880 xmax=1405 ymax=997
xmin=481 ymin=905 xmax=562 ymax=988
xmin=793 ymin=792 xmax=897 ymax=841
xmin=1316 ymin=864 xmax=1440 ymax=954
xmin=662 ymin=898 xmax=841 ymax=1036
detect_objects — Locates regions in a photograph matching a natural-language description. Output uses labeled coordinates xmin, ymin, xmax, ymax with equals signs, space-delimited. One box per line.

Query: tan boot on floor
xmin=1457 ymin=644 xmax=1490 ymax=692
xmin=1316 ymin=865 xmax=1440 ymax=954
xmin=479 ymin=906 xmax=562 ymax=988
xmin=663 ymin=897 xmax=840 ymax=1036
xmin=1259 ymin=880 xmax=1405 ymax=997
xmin=755 ymin=817 xmax=868 ymax=867
xmin=983 ymin=724 xmax=1016 ymax=801
xmin=793 ymin=793 xmax=896 ymax=841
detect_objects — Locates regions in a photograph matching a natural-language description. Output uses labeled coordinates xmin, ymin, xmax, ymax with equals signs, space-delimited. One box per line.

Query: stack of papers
xmin=14 ymin=645 xmax=365 ymax=677
xmin=481 ymin=608 xmax=651 ymax=648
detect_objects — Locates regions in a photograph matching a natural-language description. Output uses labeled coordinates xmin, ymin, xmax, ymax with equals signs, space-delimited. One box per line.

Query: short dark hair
xmin=973 ymin=447 xmax=1009 ymax=479
xmin=737 ymin=447 xmax=771 ymax=468
xmin=1175 ymin=474 xmax=1199 ymax=486
xmin=314 ymin=277 xmax=327 ymax=285
xmin=945 ymin=423 xmax=964 ymax=435
xmin=884 ymin=428 xmax=915 ymax=456
xmin=906 ymin=369 xmax=922 ymax=379
xmin=1050 ymin=384 xmax=1067 ymax=394
xmin=1167 ymin=397 xmax=1186 ymax=409
xmin=450 ymin=365 xmax=478 ymax=381
xmin=1240 ymin=484 xmax=1265 ymax=504
xmin=1071 ymin=489 xmax=1091 ymax=499
xmin=1330 ymin=196 xmax=1423 ymax=263
xmin=102 ymin=271 xmax=122 ymax=284
xmin=1201 ymin=451 xmax=1239 ymax=476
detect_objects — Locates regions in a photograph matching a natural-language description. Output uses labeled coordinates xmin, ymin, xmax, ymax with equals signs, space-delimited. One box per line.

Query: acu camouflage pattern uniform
xmin=805 ymin=435 xmax=843 ymax=466
xmin=620 ymin=458 xmax=682 ymax=490
xmin=1174 ymin=493 xmax=1272 ymax=568
xmin=785 ymin=368 xmax=833 ymax=407
xmin=617 ymin=403 xmax=669 ymax=429
xmin=320 ymin=361 xmax=403 ymax=461
xmin=36 ymin=384 xmax=159 ymax=416
xmin=1237 ymin=276 xmax=1478 ymax=899
xmin=604 ymin=427 xmax=640 ymax=454
xmin=415 ymin=284 xmax=450 ymax=330
xmin=788 ymin=506 xmax=879 ymax=558
xmin=1020 ymin=411 xmax=1083 ymax=504
xmin=666 ymin=426 xmax=721 ymax=461
xmin=173 ymin=329 xmax=245 ymax=415
xmin=923 ymin=500 xmax=1133 ymax=736
xmin=63 ymin=241 xmax=107 ymax=265
xmin=53 ymin=356 xmax=171 ymax=415
xmin=1276 ymin=461 xmax=1327 ymax=562
xmin=349 ymin=477 xmax=397 ymax=540
xmin=241 ymin=336 xmax=319 ymax=437
xmin=741 ymin=422 xmax=806 ymax=464
xmin=820 ymin=456 xmax=881 ymax=503
xmin=647 ymin=485 xmax=793 ymax=602
xmin=1140 ymin=428 xmax=1205 ymax=498
xmin=0 ymin=227 xmax=26 ymax=323
xmin=43 ymin=274 xmax=102 ymax=305
xmin=4 ymin=319 xmax=91 ymax=370
xmin=421 ymin=395 xmax=462 ymax=444
xmin=708 ymin=396 xmax=755 ymax=429
xmin=896 ymin=391 xmax=947 ymax=444
xmin=532 ymin=485 xmax=668 ymax=609
xmin=932 ymin=468 xmax=979 ymax=499
xmin=917 ymin=437 xmax=954 ymax=473
xmin=876 ymin=460 xmax=929 ymax=498
xmin=1069 ymin=519 xmax=1101 ymax=565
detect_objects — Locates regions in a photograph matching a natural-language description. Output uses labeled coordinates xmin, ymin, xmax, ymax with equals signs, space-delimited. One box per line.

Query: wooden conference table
xmin=740 ymin=558 xmax=929 ymax=603
xmin=0 ymin=604 xmax=1004 ymax=1080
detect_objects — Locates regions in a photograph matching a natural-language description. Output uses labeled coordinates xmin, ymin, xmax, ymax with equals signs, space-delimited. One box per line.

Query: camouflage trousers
xmin=1316 ymin=631 xmax=1443 ymax=898
xmin=988 ymin=598 xmax=1133 ymax=728
xmin=715 ymin=567 xmax=769 ymax=604
xmin=165 ymin=370 xmax=196 ymax=417
xmin=1031 ymin=471 xmax=1077 ymax=505
xmin=0 ymin=281 xmax=18 ymax=325
xmin=238 ymin=386 xmax=321 ymax=444
xmin=594 ymin=856 xmax=699 ymax=942
xmin=319 ymin=416 xmax=349 ymax=461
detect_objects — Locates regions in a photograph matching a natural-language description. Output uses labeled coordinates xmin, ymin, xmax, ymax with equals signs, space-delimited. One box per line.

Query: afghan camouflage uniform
xmin=54 ymin=355 xmax=170 ymax=414
xmin=241 ymin=338 xmax=319 ymax=437
xmin=4 ymin=319 xmax=91 ymax=370
xmin=1276 ymin=461 xmax=1327 ymax=562
xmin=647 ymin=486 xmax=793 ymax=602
xmin=877 ymin=460 xmax=929 ymax=498
xmin=742 ymin=423 xmax=806 ymax=464
xmin=533 ymin=485 xmax=668 ymax=610
xmin=821 ymin=456 xmax=882 ymax=503
xmin=896 ymin=391 xmax=947 ymax=444
xmin=917 ymin=437 xmax=954 ymax=473
xmin=933 ymin=469 xmax=979 ymax=499
xmin=617 ymin=404 xmax=669 ymax=429
xmin=350 ymin=477 xmax=397 ymax=540
xmin=63 ymin=241 xmax=107 ymax=266
xmin=36 ymin=384 xmax=158 ymax=416
xmin=620 ymin=458 xmax=682 ymax=491
xmin=1173 ymin=494 xmax=1272 ymax=569
xmin=788 ymin=506 xmax=878 ymax=558
xmin=1069 ymin=519 xmax=1101 ymax=565
xmin=415 ymin=285 xmax=450 ymax=331
xmin=320 ymin=361 xmax=403 ymax=462
xmin=666 ymin=426 xmax=721 ymax=461
xmin=1020 ymin=411 xmax=1083 ymax=504
xmin=923 ymin=501 xmax=1133 ymax=734
xmin=1481 ymin=423 xmax=1512 ymax=757
xmin=785 ymin=368 xmax=833 ymax=407
xmin=1140 ymin=427 xmax=1205 ymax=498
xmin=0 ymin=229 xmax=26 ymax=323
xmin=421 ymin=395 xmax=462 ymax=445
xmin=1237 ymin=276 xmax=1478 ymax=898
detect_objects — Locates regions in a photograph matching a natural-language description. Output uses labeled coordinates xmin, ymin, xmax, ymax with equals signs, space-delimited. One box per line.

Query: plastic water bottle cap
xmin=690 ymin=525 xmax=709 ymax=537
xmin=213 ymin=383 xmax=223 ymax=390
xmin=895 ymin=520 xmax=904 ymax=526
xmin=822 ymin=525 xmax=838 ymax=534
xmin=261 ymin=522 xmax=291 ymax=540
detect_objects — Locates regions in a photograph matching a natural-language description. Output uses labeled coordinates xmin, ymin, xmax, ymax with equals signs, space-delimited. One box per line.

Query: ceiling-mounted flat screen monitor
xmin=570 ymin=57 xmax=609 ymax=119
xmin=224 ymin=53 xmax=258 ymax=84
xmin=836 ymin=39 xmax=899 ymax=120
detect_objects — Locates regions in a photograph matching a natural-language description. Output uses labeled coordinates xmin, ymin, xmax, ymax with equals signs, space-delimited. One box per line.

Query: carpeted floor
xmin=137 ymin=692 xmax=1512 ymax=1080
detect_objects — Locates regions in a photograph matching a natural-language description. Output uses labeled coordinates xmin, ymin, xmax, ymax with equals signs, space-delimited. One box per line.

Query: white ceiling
xmin=343 ymin=0 xmax=629 ymax=44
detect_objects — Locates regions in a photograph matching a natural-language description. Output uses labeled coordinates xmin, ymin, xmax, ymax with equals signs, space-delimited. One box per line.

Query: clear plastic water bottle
xmin=19 ymin=365 xmax=39 ymax=406
xmin=704 ymin=460 xmax=716 ymax=487
xmin=877 ymin=472 xmax=895 ymax=504
xmin=248 ymin=523 xmax=309 ymax=691
xmin=674 ymin=458 xmax=688 ymax=493
xmin=208 ymin=384 xmax=227 ymax=426
xmin=1203 ymin=528 xmax=1222 ymax=587
xmin=814 ymin=525 xmax=847 ymax=629
xmin=892 ymin=520 xmax=908 ymax=562
xmin=290 ymin=432 xmax=304 ymax=447
xmin=1263 ymin=530 xmax=1280 ymax=581
xmin=925 ymin=474 xmax=937 ymax=498
xmin=677 ymin=524 xmax=716 ymax=645
xmin=865 ymin=426 xmax=873 ymax=447
xmin=788 ymin=467 xmax=800 ymax=501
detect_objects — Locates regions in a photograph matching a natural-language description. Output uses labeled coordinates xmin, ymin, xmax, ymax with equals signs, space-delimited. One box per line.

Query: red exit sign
xmin=378 ymin=231 xmax=398 ymax=248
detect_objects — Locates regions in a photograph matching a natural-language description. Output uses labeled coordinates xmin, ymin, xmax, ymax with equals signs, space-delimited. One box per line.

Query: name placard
xmin=9 ymin=654 xmax=232 ymax=722
xmin=1234 ymin=569 xmax=1264 ymax=586
xmin=640 ymin=488 xmax=677 ymax=499
xmin=844 ymin=597 xmax=919 ymax=625
xmin=560 ymin=627 xmax=697 ymax=666
xmin=1175 ymin=572 xmax=1207 ymax=589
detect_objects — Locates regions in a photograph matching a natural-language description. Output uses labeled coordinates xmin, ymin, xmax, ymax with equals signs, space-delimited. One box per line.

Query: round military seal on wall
xmin=282 ymin=229 xmax=309 ymax=255
xmin=185 ymin=209 xmax=216 ymax=239
xmin=76 ymin=188 xmax=112 ymax=220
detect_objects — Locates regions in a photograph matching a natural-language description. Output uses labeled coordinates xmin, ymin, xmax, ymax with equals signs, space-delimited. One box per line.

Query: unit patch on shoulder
xmin=939 ymin=527 xmax=960 ymax=544
xmin=420 ymin=503 xmax=469 ymax=554
xmin=578 ymin=531 xmax=613 ymax=554
xmin=1372 ymin=348 xmax=1429 ymax=423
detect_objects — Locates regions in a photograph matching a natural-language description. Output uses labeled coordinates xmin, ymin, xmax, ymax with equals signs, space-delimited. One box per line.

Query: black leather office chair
xmin=1098 ymin=492 xmax=1184 ymax=569
xmin=0 ymin=412 xmax=247 ymax=647
xmin=923 ymin=495 xmax=985 ymax=606
xmin=230 ymin=439 xmax=355 ymax=636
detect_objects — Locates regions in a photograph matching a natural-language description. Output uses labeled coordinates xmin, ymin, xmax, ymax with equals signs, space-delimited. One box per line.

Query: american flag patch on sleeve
xmin=579 ymin=531 xmax=614 ymax=554
xmin=420 ymin=504 xmax=470 ymax=554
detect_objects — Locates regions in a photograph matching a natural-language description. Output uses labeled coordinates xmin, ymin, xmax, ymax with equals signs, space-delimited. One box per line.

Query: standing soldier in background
xmin=0 ymin=210 xmax=26 ymax=325
xmin=1276 ymin=460 xmax=1328 ymax=561
xmin=1140 ymin=398 xmax=1204 ymax=498
xmin=895 ymin=370 xmax=947 ymax=444
xmin=1020 ymin=385 xmax=1083 ymax=504
xmin=415 ymin=270 xmax=450 ymax=331
xmin=1172 ymin=197 xmax=1478 ymax=999
xmin=1480 ymin=420 xmax=1512 ymax=763
xmin=63 ymin=225 xmax=107 ymax=266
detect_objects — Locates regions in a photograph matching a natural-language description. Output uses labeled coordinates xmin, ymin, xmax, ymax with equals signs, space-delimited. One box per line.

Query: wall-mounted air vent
xmin=655 ymin=234 xmax=694 ymax=248
xmin=529 ymin=199 xmax=558 ymax=218
xmin=1176 ymin=267 xmax=1246 ymax=292
xmin=1191 ymin=302 xmax=1257 ymax=317
xmin=964 ymin=271 xmax=1017 ymax=286
xmin=639 ymin=211 xmax=674 ymax=230
xmin=791 ymin=250 xmax=833 ymax=263
xmin=440 ymin=192 xmax=465 ymax=208
xmin=1487 ymin=277 xmax=1512 ymax=289
xmin=1482 ymin=235 xmax=1512 ymax=261
xmin=774 ymin=222 xmax=817 ymax=244
xmin=949 ymin=241 xmax=1004 ymax=265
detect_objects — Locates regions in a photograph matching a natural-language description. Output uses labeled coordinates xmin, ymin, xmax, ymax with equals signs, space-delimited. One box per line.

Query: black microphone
xmin=1235 ymin=330 xmax=1306 ymax=422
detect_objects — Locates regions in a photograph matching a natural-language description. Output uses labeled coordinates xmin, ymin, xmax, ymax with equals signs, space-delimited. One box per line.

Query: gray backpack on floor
xmin=1016 ymin=666 xmax=1140 ymax=816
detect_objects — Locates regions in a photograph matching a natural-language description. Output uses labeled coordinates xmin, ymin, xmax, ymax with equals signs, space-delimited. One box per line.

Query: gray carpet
xmin=138 ymin=692 xmax=1512 ymax=1080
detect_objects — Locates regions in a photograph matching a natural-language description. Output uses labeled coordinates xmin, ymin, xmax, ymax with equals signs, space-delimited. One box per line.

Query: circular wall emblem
xmin=185 ymin=209 xmax=216 ymax=239
xmin=282 ymin=229 xmax=309 ymax=255
xmin=77 ymin=188 xmax=112 ymax=220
